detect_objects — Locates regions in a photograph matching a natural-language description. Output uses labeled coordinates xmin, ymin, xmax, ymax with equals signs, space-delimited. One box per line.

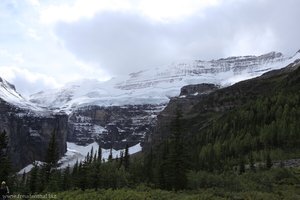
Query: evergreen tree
xmin=144 ymin=147 xmax=153 ymax=183
xmin=46 ymin=170 xmax=62 ymax=192
xmin=238 ymin=157 xmax=245 ymax=174
xmin=266 ymin=152 xmax=273 ymax=169
xmin=97 ymin=147 xmax=102 ymax=163
xmin=19 ymin=171 xmax=29 ymax=194
xmin=62 ymin=165 xmax=71 ymax=191
xmin=45 ymin=131 xmax=59 ymax=172
xmin=108 ymin=148 xmax=113 ymax=161
xmin=165 ymin=109 xmax=189 ymax=191
xmin=91 ymin=162 xmax=100 ymax=191
xmin=93 ymin=151 xmax=97 ymax=163
xmin=78 ymin=161 xmax=87 ymax=191
xmin=86 ymin=152 xmax=90 ymax=163
xmin=249 ymin=153 xmax=256 ymax=172
xmin=89 ymin=147 xmax=94 ymax=164
xmin=36 ymin=166 xmax=47 ymax=193
xmin=29 ymin=163 xmax=39 ymax=194
xmin=0 ymin=130 xmax=12 ymax=183
xmin=124 ymin=144 xmax=130 ymax=170
xmin=21 ymin=171 xmax=26 ymax=187
xmin=72 ymin=160 xmax=79 ymax=176
xmin=73 ymin=161 xmax=82 ymax=189
xmin=119 ymin=151 xmax=124 ymax=168
xmin=157 ymin=141 xmax=168 ymax=189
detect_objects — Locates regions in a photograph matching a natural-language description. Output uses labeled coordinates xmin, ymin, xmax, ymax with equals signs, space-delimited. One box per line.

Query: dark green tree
xmin=97 ymin=147 xmax=102 ymax=163
xmin=124 ymin=144 xmax=130 ymax=170
xmin=89 ymin=147 xmax=94 ymax=164
xmin=144 ymin=147 xmax=153 ymax=183
xmin=108 ymin=148 xmax=113 ymax=161
xmin=0 ymin=130 xmax=12 ymax=183
xmin=46 ymin=170 xmax=62 ymax=192
xmin=165 ymin=109 xmax=189 ymax=191
xmin=29 ymin=163 xmax=39 ymax=194
xmin=119 ymin=151 xmax=124 ymax=168
xmin=44 ymin=131 xmax=59 ymax=180
xmin=249 ymin=153 xmax=256 ymax=172
xmin=266 ymin=152 xmax=273 ymax=169
xmin=238 ymin=157 xmax=245 ymax=174
xmin=156 ymin=141 xmax=168 ymax=189
xmin=72 ymin=161 xmax=80 ymax=189
xmin=78 ymin=161 xmax=88 ymax=191
xmin=62 ymin=165 xmax=71 ymax=191
xmin=45 ymin=132 xmax=59 ymax=166
xmin=36 ymin=166 xmax=47 ymax=193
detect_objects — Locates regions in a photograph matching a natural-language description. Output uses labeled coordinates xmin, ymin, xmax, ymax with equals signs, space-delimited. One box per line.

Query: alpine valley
xmin=1 ymin=50 xmax=300 ymax=171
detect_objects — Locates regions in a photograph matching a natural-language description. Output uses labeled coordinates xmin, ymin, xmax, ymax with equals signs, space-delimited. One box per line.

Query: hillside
xmin=148 ymin=57 xmax=300 ymax=176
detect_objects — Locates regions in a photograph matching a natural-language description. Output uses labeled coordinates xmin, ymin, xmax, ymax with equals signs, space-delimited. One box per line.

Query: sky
xmin=0 ymin=0 xmax=300 ymax=96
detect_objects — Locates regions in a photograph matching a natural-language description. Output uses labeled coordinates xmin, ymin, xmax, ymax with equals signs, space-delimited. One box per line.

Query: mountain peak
xmin=0 ymin=77 xmax=16 ymax=92
xmin=260 ymin=51 xmax=283 ymax=58
xmin=29 ymin=50 xmax=299 ymax=113
xmin=0 ymin=76 xmax=45 ymax=112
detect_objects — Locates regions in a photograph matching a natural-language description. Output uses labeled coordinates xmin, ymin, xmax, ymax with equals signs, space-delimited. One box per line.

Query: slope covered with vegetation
xmin=146 ymin=61 xmax=300 ymax=189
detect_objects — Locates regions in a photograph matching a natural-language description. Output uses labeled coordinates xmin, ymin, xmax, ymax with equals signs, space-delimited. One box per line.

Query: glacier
xmin=29 ymin=51 xmax=300 ymax=113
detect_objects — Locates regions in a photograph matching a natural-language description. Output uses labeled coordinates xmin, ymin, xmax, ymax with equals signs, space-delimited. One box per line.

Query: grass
xmin=51 ymin=185 xmax=300 ymax=200
xmin=16 ymin=167 xmax=299 ymax=200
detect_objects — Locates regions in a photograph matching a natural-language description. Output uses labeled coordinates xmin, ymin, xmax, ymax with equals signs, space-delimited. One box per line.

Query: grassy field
xmin=53 ymin=185 xmax=300 ymax=200
xmin=24 ymin=167 xmax=299 ymax=200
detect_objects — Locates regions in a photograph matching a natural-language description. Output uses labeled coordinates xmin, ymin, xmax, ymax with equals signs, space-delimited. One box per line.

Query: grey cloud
xmin=55 ymin=0 xmax=300 ymax=76
xmin=9 ymin=75 xmax=56 ymax=97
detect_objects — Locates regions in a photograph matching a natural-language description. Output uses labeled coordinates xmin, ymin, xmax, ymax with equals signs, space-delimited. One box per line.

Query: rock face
xmin=147 ymin=83 xmax=220 ymax=145
xmin=149 ymin=58 xmax=300 ymax=148
xmin=29 ymin=51 xmax=300 ymax=150
xmin=68 ymin=104 xmax=164 ymax=148
xmin=0 ymin=79 xmax=68 ymax=170
xmin=179 ymin=83 xmax=219 ymax=96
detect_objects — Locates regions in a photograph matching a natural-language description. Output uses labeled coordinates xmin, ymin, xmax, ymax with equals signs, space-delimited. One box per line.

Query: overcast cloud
xmin=0 ymin=0 xmax=300 ymax=96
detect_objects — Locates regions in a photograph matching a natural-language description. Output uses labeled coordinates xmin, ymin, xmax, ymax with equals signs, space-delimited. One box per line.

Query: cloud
xmin=26 ymin=0 xmax=40 ymax=7
xmin=40 ymin=0 xmax=221 ymax=24
xmin=54 ymin=0 xmax=300 ymax=76
xmin=1 ymin=0 xmax=300 ymax=96
xmin=0 ymin=66 xmax=61 ymax=96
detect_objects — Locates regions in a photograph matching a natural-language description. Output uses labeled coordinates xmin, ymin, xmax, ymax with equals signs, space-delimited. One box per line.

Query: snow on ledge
xmin=18 ymin=142 xmax=142 ymax=174
xmin=17 ymin=161 xmax=44 ymax=175
xmin=58 ymin=142 xmax=142 ymax=169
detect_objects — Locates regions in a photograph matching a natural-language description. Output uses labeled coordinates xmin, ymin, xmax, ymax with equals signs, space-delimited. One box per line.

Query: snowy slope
xmin=18 ymin=142 xmax=142 ymax=173
xmin=0 ymin=77 xmax=44 ymax=111
xmin=30 ymin=51 xmax=300 ymax=113
xmin=58 ymin=142 xmax=142 ymax=169
xmin=17 ymin=161 xmax=44 ymax=174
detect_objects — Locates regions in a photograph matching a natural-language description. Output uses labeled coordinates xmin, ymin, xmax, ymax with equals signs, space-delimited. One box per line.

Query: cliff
xmin=0 ymin=79 xmax=68 ymax=170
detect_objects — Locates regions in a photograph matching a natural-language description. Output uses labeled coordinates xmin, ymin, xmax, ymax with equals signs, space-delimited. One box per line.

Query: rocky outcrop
xmin=179 ymin=83 xmax=219 ymax=96
xmin=0 ymin=100 xmax=68 ymax=170
xmin=68 ymin=104 xmax=164 ymax=149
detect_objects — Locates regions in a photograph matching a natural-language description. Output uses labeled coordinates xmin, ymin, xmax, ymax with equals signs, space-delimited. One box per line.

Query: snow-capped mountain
xmin=1 ymin=50 xmax=300 ymax=170
xmin=27 ymin=51 xmax=300 ymax=147
xmin=30 ymin=51 xmax=299 ymax=113
xmin=0 ymin=77 xmax=43 ymax=112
